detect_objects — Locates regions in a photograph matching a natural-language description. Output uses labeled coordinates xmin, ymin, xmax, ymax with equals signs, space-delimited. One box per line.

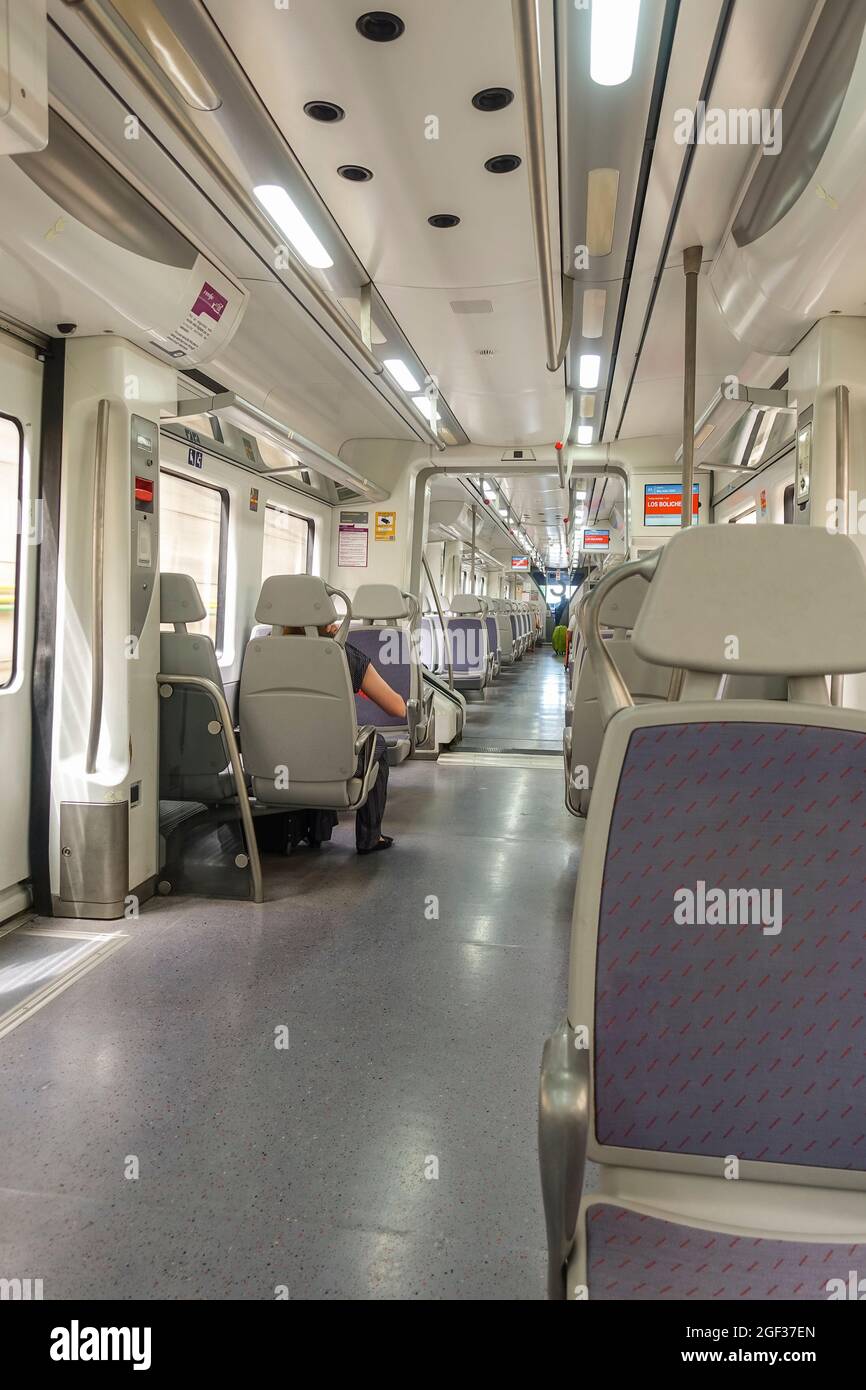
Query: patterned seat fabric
xmin=586 ymin=1205 xmax=866 ymax=1300
xmin=348 ymin=627 xmax=412 ymax=730
xmin=595 ymin=721 xmax=866 ymax=1169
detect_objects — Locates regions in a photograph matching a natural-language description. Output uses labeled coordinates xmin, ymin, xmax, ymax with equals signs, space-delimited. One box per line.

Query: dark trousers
xmin=356 ymin=734 xmax=389 ymax=851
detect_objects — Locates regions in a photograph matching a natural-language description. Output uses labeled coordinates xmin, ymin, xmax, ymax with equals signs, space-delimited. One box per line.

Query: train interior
xmin=1 ymin=0 xmax=866 ymax=1305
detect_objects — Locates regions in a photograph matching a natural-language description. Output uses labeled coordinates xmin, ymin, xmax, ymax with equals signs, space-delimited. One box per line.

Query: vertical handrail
xmin=512 ymin=0 xmax=565 ymax=372
xmin=680 ymin=246 xmax=703 ymax=527
xmin=831 ymin=384 xmax=850 ymax=707
xmin=85 ymin=399 xmax=110 ymax=774
xmin=422 ymin=552 xmax=454 ymax=692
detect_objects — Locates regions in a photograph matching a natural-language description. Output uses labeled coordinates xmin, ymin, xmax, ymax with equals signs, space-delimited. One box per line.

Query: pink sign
xmin=192 ymin=282 xmax=228 ymax=321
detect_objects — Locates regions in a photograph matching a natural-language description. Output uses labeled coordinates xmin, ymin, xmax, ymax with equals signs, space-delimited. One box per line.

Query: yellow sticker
xmin=375 ymin=511 xmax=396 ymax=541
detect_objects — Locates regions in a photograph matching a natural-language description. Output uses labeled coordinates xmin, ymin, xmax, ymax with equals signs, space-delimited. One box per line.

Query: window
xmin=0 ymin=416 xmax=23 ymax=689
xmin=728 ymin=505 xmax=757 ymax=524
xmin=261 ymin=504 xmax=314 ymax=583
xmin=159 ymin=471 xmax=227 ymax=648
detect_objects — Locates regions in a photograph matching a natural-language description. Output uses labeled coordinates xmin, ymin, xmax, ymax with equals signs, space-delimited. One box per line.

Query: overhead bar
xmin=170 ymin=391 xmax=390 ymax=502
xmin=61 ymin=0 xmax=384 ymax=376
xmin=512 ymin=0 xmax=566 ymax=373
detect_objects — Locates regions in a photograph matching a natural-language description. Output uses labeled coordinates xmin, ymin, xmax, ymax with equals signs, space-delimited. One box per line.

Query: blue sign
xmin=187 ymin=447 xmax=203 ymax=470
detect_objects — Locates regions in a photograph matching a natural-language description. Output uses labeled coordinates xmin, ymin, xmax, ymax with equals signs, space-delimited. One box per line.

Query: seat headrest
xmin=255 ymin=575 xmax=339 ymax=629
xmin=596 ymin=573 xmax=648 ymax=631
xmin=161 ymin=572 xmax=206 ymax=625
xmin=352 ymin=583 xmax=409 ymax=620
xmin=450 ymin=595 xmax=485 ymax=615
xmin=632 ymin=525 xmax=866 ymax=675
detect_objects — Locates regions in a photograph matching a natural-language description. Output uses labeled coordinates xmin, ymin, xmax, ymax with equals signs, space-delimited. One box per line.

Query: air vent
xmin=450 ymin=299 xmax=494 ymax=315
xmin=476 ymin=347 xmax=497 ymax=357
xmin=335 ymin=484 xmax=360 ymax=503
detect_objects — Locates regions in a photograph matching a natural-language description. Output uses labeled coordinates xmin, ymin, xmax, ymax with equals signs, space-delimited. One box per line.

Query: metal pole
xmin=681 ymin=246 xmax=703 ymax=527
xmin=512 ymin=0 xmax=562 ymax=372
xmin=831 ymin=384 xmax=850 ymax=707
xmin=470 ymin=505 xmax=477 ymax=594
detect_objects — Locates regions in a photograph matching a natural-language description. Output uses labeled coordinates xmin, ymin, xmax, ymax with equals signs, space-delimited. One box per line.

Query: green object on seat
xmin=551 ymin=624 xmax=567 ymax=656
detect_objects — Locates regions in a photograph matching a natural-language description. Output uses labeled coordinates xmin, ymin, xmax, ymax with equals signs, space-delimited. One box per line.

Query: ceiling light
xmin=472 ymin=87 xmax=514 ymax=112
xmin=577 ymin=426 xmax=593 ymax=445
xmin=590 ymin=0 xmax=642 ymax=87
xmin=412 ymin=394 xmax=438 ymax=423
xmin=586 ymin=169 xmax=619 ymax=256
xmin=356 ymin=11 xmax=405 ymax=42
xmin=579 ymin=354 xmax=601 ymax=389
xmin=484 ymin=154 xmax=522 ymax=174
xmin=338 ymin=165 xmax=374 ymax=182
xmin=581 ymin=288 xmax=607 ymax=337
xmin=304 ymin=101 xmax=345 ymax=123
xmin=253 ymin=184 xmax=333 ymax=269
xmin=384 ymin=358 xmax=421 ymax=392
xmin=429 ymin=213 xmax=461 ymax=229
xmin=574 ymin=491 xmax=587 ymax=500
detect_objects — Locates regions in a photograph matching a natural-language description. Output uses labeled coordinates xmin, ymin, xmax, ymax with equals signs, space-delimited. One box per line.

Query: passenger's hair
xmin=281 ymin=625 xmax=334 ymax=636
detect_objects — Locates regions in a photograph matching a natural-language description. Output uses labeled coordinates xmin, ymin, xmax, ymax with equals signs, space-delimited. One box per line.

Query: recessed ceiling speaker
xmin=484 ymin=154 xmax=522 ymax=174
xmin=472 ymin=88 xmax=514 ymax=112
xmin=428 ymin=213 xmax=461 ymax=228
xmin=338 ymin=165 xmax=374 ymax=181
xmin=356 ymin=11 xmax=405 ymax=42
xmin=304 ymin=101 xmax=345 ymax=123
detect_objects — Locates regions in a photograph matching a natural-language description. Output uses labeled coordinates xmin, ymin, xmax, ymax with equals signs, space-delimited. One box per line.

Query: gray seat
xmin=446 ymin=595 xmax=490 ymax=691
xmin=489 ymin=599 xmax=515 ymax=664
xmin=564 ymin=574 xmax=671 ymax=816
xmin=349 ymin=583 xmax=434 ymax=765
xmin=540 ymin=526 xmax=866 ymax=1301
xmin=159 ymin=572 xmax=235 ymax=803
xmin=239 ymin=575 xmax=380 ymax=811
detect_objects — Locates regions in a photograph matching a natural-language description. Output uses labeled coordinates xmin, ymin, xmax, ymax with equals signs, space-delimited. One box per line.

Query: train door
xmin=0 ymin=334 xmax=42 ymax=922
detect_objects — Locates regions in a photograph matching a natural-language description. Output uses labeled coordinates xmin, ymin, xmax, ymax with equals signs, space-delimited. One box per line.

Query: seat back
xmin=571 ymin=527 xmax=866 ymax=1186
xmin=349 ymin=584 xmax=418 ymax=740
xmin=240 ymin=576 xmax=366 ymax=808
xmin=159 ymin=573 xmax=231 ymax=802
xmin=447 ymin=594 xmax=489 ymax=683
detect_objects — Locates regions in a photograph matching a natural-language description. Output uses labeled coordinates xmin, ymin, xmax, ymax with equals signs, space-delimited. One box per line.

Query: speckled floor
xmin=0 ymin=648 xmax=580 ymax=1299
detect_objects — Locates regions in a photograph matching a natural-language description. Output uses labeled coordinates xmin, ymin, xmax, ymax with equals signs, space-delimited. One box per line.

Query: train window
xmin=261 ymin=504 xmax=314 ymax=582
xmin=0 ymin=415 xmax=23 ymax=689
xmin=728 ymin=505 xmax=757 ymax=524
xmin=783 ymin=482 xmax=795 ymax=524
xmin=159 ymin=471 xmax=227 ymax=649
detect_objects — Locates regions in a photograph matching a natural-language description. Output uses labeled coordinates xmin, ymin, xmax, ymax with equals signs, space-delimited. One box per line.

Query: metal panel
xmin=58 ymin=801 xmax=128 ymax=907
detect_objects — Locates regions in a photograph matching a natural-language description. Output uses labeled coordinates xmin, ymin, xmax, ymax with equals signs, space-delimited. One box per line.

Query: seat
xmin=484 ymin=609 xmax=502 ymax=678
xmin=348 ymin=583 xmax=433 ymax=765
xmin=159 ymin=572 xmax=235 ymax=804
xmin=490 ymin=598 xmax=516 ymax=664
xmin=508 ymin=607 xmax=524 ymax=661
xmin=446 ymin=595 xmax=490 ymax=690
xmin=563 ymin=573 xmax=671 ymax=816
xmin=540 ymin=525 xmax=866 ymax=1301
xmin=239 ymin=575 xmax=380 ymax=810
xmin=158 ymin=573 xmax=263 ymax=902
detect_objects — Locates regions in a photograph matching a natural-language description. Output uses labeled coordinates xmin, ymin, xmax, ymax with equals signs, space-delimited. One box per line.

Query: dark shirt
xmin=346 ymin=640 xmax=370 ymax=694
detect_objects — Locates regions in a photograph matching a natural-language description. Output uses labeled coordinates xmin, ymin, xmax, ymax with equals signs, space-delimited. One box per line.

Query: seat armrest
xmin=354 ymin=724 xmax=377 ymax=756
xmin=406 ymin=697 xmax=420 ymax=743
xmin=538 ymin=1020 xmax=589 ymax=1300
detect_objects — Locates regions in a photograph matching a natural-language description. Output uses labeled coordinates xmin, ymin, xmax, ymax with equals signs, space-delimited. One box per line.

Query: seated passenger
xmin=282 ymin=622 xmax=407 ymax=854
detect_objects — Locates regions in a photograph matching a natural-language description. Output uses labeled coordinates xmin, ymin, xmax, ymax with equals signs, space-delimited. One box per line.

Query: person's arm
xmin=360 ymin=662 xmax=407 ymax=719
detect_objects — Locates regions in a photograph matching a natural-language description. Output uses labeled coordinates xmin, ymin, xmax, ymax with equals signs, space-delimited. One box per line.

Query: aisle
xmin=0 ymin=649 xmax=579 ymax=1300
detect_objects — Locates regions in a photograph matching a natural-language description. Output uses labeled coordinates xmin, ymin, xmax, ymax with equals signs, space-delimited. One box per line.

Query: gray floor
xmin=0 ymin=647 xmax=580 ymax=1300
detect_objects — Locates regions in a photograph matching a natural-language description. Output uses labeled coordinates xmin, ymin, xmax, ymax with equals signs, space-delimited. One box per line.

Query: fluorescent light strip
xmin=590 ymin=0 xmax=641 ymax=86
xmin=581 ymin=289 xmax=607 ymax=338
xmin=253 ymin=184 xmax=333 ymax=269
xmin=577 ymin=425 xmax=593 ymax=445
xmin=586 ymin=169 xmax=620 ymax=257
xmin=412 ymin=394 xmax=438 ymax=423
xmin=579 ymin=354 xmax=601 ymax=389
xmin=384 ymin=359 xmax=421 ymax=392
